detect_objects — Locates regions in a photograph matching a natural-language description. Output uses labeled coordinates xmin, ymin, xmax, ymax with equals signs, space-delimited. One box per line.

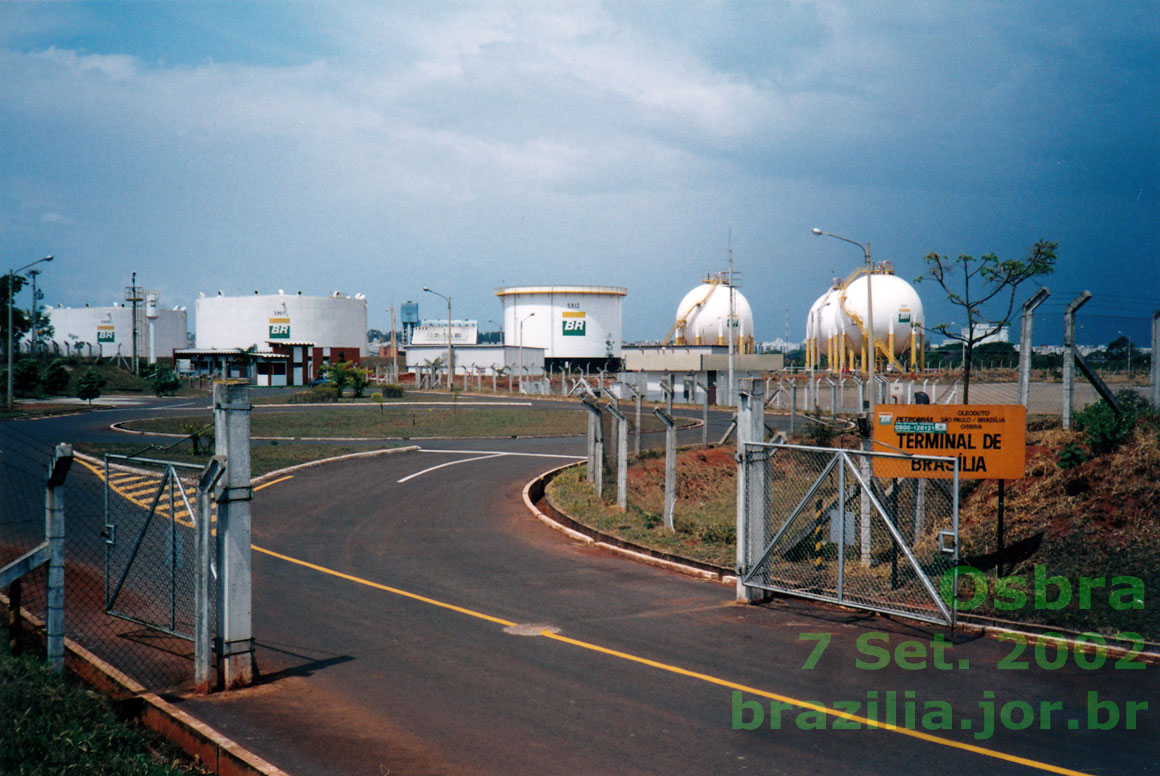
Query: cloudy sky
xmin=2 ymin=1 xmax=1157 ymax=346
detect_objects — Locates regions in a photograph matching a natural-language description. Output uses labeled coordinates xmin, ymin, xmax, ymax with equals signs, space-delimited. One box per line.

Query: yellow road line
xmin=252 ymin=545 xmax=517 ymax=628
xmin=540 ymin=632 xmax=1093 ymax=776
xmin=251 ymin=544 xmax=1095 ymax=776
xmin=254 ymin=476 xmax=293 ymax=492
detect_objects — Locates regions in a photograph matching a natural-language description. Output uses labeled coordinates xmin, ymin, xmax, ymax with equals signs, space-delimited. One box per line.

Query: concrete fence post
xmin=736 ymin=378 xmax=768 ymax=603
xmin=213 ymin=380 xmax=254 ymax=689
xmin=582 ymin=399 xmax=604 ymax=499
xmin=653 ymin=408 xmax=677 ymax=531
xmin=45 ymin=443 xmax=72 ymax=673
xmin=609 ymin=404 xmax=628 ymax=511
xmin=1018 ymin=288 xmax=1050 ymax=411
xmin=697 ymin=380 xmax=709 ymax=446
xmin=1063 ymin=291 xmax=1092 ymax=429
xmin=195 ymin=456 xmax=225 ymax=693
xmin=789 ymin=381 xmax=798 ymax=436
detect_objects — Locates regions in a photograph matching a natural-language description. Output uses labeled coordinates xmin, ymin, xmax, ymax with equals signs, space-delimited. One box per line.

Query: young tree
xmin=76 ymin=368 xmax=106 ymax=405
xmin=916 ymin=240 xmax=1057 ymax=403
xmin=149 ymin=365 xmax=181 ymax=396
xmin=324 ymin=361 xmax=353 ymax=396
xmin=347 ymin=364 xmax=371 ymax=398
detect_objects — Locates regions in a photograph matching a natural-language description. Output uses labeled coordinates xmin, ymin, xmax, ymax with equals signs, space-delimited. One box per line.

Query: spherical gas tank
xmin=676 ymin=283 xmax=754 ymax=344
xmin=839 ymin=273 xmax=924 ymax=354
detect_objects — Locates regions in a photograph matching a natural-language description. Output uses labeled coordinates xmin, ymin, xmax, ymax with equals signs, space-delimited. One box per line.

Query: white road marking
xmin=396 ymin=453 xmax=507 ymax=483
xmin=418 ymin=448 xmax=584 ymax=459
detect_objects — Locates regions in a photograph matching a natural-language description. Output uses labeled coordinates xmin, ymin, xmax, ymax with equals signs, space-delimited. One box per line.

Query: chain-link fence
xmin=0 ymin=423 xmax=54 ymax=654
xmin=739 ymin=442 xmax=960 ymax=625
xmin=767 ymin=375 xmax=1153 ymax=417
xmin=101 ymin=455 xmax=214 ymax=650
xmin=2 ymin=419 xmax=214 ymax=690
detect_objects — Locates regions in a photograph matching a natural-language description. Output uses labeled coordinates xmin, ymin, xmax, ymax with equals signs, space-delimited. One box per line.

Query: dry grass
xmin=547 ymin=446 xmax=738 ymax=568
xmin=956 ymin=423 xmax=1160 ymax=638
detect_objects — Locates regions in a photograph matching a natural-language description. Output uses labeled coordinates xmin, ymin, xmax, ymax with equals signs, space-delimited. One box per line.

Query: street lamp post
xmin=7 ymin=256 xmax=53 ymax=410
xmin=423 ymin=287 xmax=453 ymax=391
xmin=812 ymin=229 xmax=874 ymax=413
xmin=518 ymin=312 xmax=535 ymax=393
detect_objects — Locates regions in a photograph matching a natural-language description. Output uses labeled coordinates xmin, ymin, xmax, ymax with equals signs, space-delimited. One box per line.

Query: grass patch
xmin=64 ymin=363 xmax=149 ymax=395
xmin=0 ymin=651 xmax=203 ymax=775
xmin=0 ymin=403 xmax=95 ymax=421
xmin=122 ymin=406 xmax=591 ymax=439
xmin=76 ymin=441 xmax=407 ymax=478
xmin=253 ymin=388 xmax=464 ymax=405
xmin=546 ymin=446 xmax=737 ymax=568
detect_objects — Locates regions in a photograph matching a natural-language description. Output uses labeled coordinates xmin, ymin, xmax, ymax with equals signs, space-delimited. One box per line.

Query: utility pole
xmin=727 ymin=233 xmax=735 ymax=408
xmin=125 ymin=273 xmax=144 ymax=374
xmin=27 ymin=269 xmax=41 ymax=357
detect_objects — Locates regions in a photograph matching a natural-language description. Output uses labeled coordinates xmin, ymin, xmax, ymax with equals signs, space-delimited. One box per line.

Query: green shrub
xmin=41 ymin=359 xmax=70 ymax=395
xmin=1057 ymin=441 xmax=1087 ymax=470
xmin=1075 ymin=390 xmax=1153 ymax=455
xmin=381 ymin=383 xmax=405 ymax=399
xmin=148 ymin=365 xmax=181 ymax=396
xmin=13 ymin=357 xmax=41 ymax=396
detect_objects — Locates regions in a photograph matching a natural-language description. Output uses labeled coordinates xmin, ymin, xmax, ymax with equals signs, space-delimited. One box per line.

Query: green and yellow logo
xmin=562 ymin=311 xmax=586 ymax=336
xmin=268 ymin=317 xmax=290 ymax=339
xmin=97 ymin=325 xmax=115 ymax=343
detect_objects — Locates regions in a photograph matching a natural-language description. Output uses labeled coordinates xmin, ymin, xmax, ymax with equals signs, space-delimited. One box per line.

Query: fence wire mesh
xmin=102 ymin=456 xmax=213 ymax=646
xmin=2 ymin=419 xmax=214 ymax=690
xmin=741 ymin=442 xmax=959 ymax=625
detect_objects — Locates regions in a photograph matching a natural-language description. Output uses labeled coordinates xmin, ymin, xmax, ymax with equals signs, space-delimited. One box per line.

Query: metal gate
xmin=739 ymin=442 xmax=960 ymax=626
xmin=103 ymin=455 xmax=214 ymax=640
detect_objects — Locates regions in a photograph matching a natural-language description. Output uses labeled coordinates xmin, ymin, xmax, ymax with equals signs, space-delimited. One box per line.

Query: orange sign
xmin=872 ymin=404 xmax=1026 ymax=480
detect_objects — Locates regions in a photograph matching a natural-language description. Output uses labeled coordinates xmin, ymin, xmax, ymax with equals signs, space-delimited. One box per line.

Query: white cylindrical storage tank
xmin=674 ymin=281 xmax=755 ymax=351
xmin=496 ymin=286 xmax=626 ymax=362
xmin=195 ymin=292 xmax=369 ymax=355
xmin=45 ymin=302 xmax=187 ymax=359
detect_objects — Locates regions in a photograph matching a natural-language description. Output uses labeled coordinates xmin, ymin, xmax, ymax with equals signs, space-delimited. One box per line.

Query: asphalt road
xmin=4 ymin=392 xmax=1157 ymax=775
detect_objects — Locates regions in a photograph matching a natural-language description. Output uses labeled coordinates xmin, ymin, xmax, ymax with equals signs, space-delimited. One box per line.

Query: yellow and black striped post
xmin=813 ymin=498 xmax=825 ymax=570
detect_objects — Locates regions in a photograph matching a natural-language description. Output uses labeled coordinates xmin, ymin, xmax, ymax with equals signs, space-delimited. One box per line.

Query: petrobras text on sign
xmin=872 ymin=404 xmax=1026 ymax=480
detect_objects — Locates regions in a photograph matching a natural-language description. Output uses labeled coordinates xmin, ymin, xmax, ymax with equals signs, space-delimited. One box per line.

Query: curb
xmin=250 ymin=445 xmax=420 ymax=484
xmin=64 ymin=640 xmax=291 ymax=776
xmin=519 ymin=466 xmax=1160 ymax=663
xmin=520 ymin=463 xmax=735 ymax=586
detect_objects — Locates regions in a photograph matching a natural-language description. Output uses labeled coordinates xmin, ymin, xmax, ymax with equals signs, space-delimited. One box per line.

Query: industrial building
xmin=44 ymin=296 xmax=188 ymax=361
xmin=404 ymin=318 xmax=544 ymax=379
xmin=177 ymin=291 xmax=368 ymax=385
xmin=805 ymin=263 xmax=925 ymax=373
xmin=496 ymin=285 xmax=626 ymax=369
